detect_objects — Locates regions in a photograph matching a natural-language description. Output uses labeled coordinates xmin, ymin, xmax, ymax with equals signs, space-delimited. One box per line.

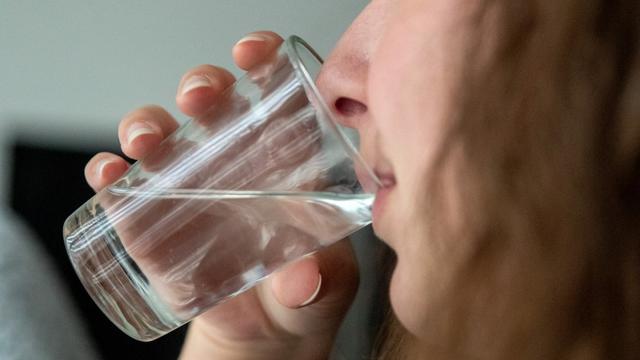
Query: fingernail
xmin=127 ymin=122 xmax=156 ymax=144
xmin=235 ymin=33 xmax=269 ymax=46
xmin=97 ymin=160 xmax=112 ymax=177
xmin=299 ymin=274 xmax=322 ymax=307
xmin=180 ymin=75 xmax=212 ymax=96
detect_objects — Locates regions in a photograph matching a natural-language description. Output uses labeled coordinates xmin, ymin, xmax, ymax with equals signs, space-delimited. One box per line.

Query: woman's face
xmin=318 ymin=0 xmax=471 ymax=336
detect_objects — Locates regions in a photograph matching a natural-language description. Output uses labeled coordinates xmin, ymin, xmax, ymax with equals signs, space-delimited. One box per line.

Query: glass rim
xmin=284 ymin=35 xmax=382 ymax=190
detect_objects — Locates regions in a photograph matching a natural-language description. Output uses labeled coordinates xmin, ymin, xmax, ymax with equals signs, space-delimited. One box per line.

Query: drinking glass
xmin=63 ymin=35 xmax=380 ymax=341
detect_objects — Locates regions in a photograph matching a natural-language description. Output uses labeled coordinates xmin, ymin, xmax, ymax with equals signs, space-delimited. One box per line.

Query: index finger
xmin=232 ymin=31 xmax=285 ymax=70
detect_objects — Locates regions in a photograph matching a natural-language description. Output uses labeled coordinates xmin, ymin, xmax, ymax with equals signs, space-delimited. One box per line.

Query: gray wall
xmin=0 ymin=0 xmax=367 ymax=198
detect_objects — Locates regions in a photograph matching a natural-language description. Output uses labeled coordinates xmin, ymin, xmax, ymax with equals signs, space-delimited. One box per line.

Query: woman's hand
xmin=83 ymin=31 xmax=359 ymax=359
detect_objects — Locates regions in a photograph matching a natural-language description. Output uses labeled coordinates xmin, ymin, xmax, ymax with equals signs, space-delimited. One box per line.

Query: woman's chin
xmin=371 ymin=220 xmax=392 ymax=248
xmin=388 ymin=260 xmax=424 ymax=337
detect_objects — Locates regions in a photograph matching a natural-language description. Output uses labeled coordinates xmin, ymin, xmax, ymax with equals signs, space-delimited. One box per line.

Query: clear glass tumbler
xmin=63 ymin=36 xmax=380 ymax=341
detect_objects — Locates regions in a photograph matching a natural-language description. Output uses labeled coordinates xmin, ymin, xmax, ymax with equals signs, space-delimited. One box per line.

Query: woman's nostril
xmin=335 ymin=97 xmax=367 ymax=116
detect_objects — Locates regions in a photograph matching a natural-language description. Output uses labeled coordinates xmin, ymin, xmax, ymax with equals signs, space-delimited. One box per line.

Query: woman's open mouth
xmin=372 ymin=170 xmax=396 ymax=223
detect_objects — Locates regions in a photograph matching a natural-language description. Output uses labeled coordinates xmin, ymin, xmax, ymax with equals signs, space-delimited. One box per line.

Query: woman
xmin=84 ymin=0 xmax=640 ymax=358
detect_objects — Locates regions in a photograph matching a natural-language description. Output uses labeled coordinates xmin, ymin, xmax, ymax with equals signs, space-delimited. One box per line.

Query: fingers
xmin=85 ymin=152 xmax=130 ymax=192
xmin=87 ymin=31 xmax=286 ymax=192
xmin=175 ymin=32 xmax=283 ymax=118
xmin=232 ymin=31 xmax=284 ymax=70
xmin=117 ymin=105 xmax=179 ymax=160
xmin=176 ymin=65 xmax=236 ymax=117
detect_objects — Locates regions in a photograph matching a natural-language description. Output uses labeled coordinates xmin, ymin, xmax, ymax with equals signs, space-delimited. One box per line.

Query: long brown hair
xmin=377 ymin=0 xmax=640 ymax=358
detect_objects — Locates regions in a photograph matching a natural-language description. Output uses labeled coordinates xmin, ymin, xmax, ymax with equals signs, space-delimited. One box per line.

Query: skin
xmin=366 ymin=0 xmax=473 ymax=337
xmin=85 ymin=0 xmax=468 ymax=356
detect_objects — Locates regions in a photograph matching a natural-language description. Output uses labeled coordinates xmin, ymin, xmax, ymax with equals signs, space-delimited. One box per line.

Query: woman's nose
xmin=316 ymin=50 xmax=370 ymax=129
xmin=314 ymin=1 xmax=379 ymax=131
xmin=335 ymin=97 xmax=367 ymax=117
xmin=317 ymin=55 xmax=368 ymax=128
xmin=312 ymin=0 xmax=389 ymax=191
xmin=314 ymin=0 xmax=388 ymax=129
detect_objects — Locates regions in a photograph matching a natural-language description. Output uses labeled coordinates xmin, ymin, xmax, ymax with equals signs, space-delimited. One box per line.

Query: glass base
xmin=64 ymin=205 xmax=183 ymax=342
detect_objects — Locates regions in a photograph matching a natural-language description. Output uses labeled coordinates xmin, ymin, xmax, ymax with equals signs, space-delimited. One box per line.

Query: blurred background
xmin=0 ymin=1 xmax=389 ymax=359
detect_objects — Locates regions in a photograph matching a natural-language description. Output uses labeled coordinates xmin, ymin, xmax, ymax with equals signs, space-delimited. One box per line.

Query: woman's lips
xmin=372 ymin=172 xmax=396 ymax=223
xmin=354 ymin=165 xmax=379 ymax=194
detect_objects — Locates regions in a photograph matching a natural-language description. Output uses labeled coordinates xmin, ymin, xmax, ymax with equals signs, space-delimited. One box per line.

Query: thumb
xmin=260 ymin=240 xmax=359 ymax=337
xmin=271 ymin=256 xmax=322 ymax=308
